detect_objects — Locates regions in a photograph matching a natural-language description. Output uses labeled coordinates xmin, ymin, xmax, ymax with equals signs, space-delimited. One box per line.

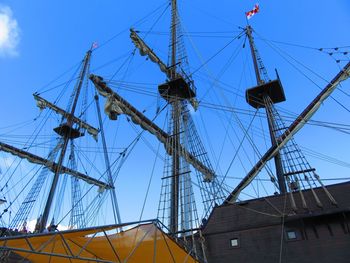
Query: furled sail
xmin=34 ymin=94 xmax=99 ymax=141
xmin=130 ymin=29 xmax=171 ymax=78
xmin=0 ymin=141 xmax=112 ymax=190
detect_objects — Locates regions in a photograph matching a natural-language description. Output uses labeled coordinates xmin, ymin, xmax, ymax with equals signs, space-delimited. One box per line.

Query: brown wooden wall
xmin=202 ymin=182 xmax=350 ymax=263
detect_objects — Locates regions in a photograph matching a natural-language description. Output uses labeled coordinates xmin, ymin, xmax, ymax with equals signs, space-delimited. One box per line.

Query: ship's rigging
xmin=0 ymin=1 xmax=349 ymax=262
xmin=0 ymin=2 xmax=348 ymax=229
xmin=0 ymin=45 xmax=136 ymax=236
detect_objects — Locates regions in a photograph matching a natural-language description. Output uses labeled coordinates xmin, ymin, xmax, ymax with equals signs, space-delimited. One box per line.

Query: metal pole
xmin=94 ymin=94 xmax=122 ymax=225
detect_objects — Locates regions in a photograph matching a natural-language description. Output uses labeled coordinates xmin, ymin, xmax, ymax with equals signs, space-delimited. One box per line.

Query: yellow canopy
xmin=0 ymin=223 xmax=199 ymax=263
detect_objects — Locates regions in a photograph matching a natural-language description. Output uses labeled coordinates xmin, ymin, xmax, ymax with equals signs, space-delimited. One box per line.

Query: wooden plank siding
xmin=202 ymin=182 xmax=350 ymax=263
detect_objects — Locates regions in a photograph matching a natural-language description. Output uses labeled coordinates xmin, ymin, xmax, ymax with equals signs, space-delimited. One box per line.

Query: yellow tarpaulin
xmin=0 ymin=223 xmax=199 ymax=263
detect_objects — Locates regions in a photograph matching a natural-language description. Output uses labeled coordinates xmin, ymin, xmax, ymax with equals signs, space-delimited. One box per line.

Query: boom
xmin=0 ymin=141 xmax=112 ymax=190
xmin=130 ymin=29 xmax=171 ymax=78
xmin=34 ymin=94 xmax=99 ymax=140
xmin=90 ymin=74 xmax=215 ymax=182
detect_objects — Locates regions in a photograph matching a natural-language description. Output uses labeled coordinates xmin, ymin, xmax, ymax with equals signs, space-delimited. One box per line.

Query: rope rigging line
xmin=138 ymin=133 xmax=163 ymax=223
xmin=200 ymin=93 xmax=350 ymax=134
xmin=138 ymin=30 xmax=243 ymax=39
xmin=35 ymin=64 xmax=82 ymax=95
xmin=185 ymin=0 xmax=241 ymax=29
xmin=127 ymin=22 xmax=258 ymax=214
xmin=107 ymin=51 xmax=137 ymax=84
xmin=253 ymin=29 xmax=350 ymax=114
xmin=170 ymin=21 xmax=344 ymax=206
xmin=105 ymin=65 xmax=350 ymax=134
xmin=221 ymin=129 xmax=278 ymax=200
xmin=74 ymin=146 xmax=102 ymax=178
xmin=1 ymin=165 xmax=41 ymax=199
xmin=201 ymin=49 xmax=250 ymax=177
xmin=131 ymin=112 xmax=170 ymax=250
xmin=57 ymin=136 xmax=138 ymax=227
xmin=83 ymin=143 xmax=145 ymax=225
xmin=255 ymin=36 xmax=350 ymax=53
xmin=220 ymin=109 xmax=263 ymax=190
xmin=258 ymin=104 xmax=274 ymax=176
xmin=93 ymin=1 xmax=170 ymax=52
xmin=224 ymin=103 xmax=282 ymax=188
xmin=337 ymin=83 xmax=350 ymax=98
xmin=0 ymin=110 xmax=61 ymax=222
xmin=3 ymin=10 xmax=349 ymax=236
xmin=56 ymin=99 xmax=170 ymax=227
xmin=254 ymin=35 xmax=350 ymax=67
xmin=1 ymin=54 xmax=94 ymax=229
xmin=103 ymin=46 xmax=350 ymax=136
xmin=37 ymin=63 xmax=82 ymax=105
xmin=140 ymin=2 xmax=171 ymax=41
xmin=31 ymin=1 xmax=170 ymax=101
xmin=235 ymin=177 xmax=284 ymax=215
xmin=192 ymin=69 xmax=245 ymax=99
xmin=128 ymin=122 xmax=165 ymax=163
xmin=0 ymin=119 xmax=37 ymax=134
xmin=190 ymin=179 xmax=283 ymax=218
xmin=0 ymin=164 xmax=32 ymax=216
xmin=181 ymin=36 xmax=301 ymax=203
xmin=0 ymin=139 xmax=125 ymax=154
xmin=99 ymin=82 xmax=350 ymax=173
xmin=190 ymin=30 xmax=246 ymax=76
xmin=221 ymin=175 xmax=350 ymax=182
xmin=106 ymin=79 xmax=169 ymax=164
xmin=0 ymin=166 xmax=41 ymax=220
xmin=198 ymin=106 xmax=225 ymax=178
xmin=197 ymin=35 xmax=246 ymax=104
xmin=91 ymin=51 xmax=132 ymax=73
xmin=278 ymin=193 xmax=288 ymax=263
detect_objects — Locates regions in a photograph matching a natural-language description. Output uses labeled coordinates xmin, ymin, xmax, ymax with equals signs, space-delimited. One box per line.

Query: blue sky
xmin=0 ymin=0 xmax=350 ymax=227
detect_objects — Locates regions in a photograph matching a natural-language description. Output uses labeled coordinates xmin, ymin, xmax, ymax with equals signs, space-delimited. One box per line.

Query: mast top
xmin=245 ymin=25 xmax=286 ymax=109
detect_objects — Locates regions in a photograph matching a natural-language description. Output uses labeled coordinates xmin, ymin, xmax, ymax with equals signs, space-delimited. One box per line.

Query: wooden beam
xmin=0 ymin=141 xmax=112 ymax=190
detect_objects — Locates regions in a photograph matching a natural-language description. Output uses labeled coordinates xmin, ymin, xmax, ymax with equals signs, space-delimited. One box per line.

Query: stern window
xmin=230 ymin=238 xmax=239 ymax=247
xmin=287 ymin=230 xmax=297 ymax=240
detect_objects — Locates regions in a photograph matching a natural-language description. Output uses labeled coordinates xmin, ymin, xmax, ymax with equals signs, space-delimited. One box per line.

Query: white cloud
xmin=0 ymin=5 xmax=20 ymax=57
xmin=21 ymin=219 xmax=70 ymax=232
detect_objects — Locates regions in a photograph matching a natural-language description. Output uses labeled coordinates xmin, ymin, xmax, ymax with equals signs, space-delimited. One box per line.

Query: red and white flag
xmin=91 ymin=42 xmax=99 ymax=49
xmin=246 ymin=4 xmax=260 ymax=19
